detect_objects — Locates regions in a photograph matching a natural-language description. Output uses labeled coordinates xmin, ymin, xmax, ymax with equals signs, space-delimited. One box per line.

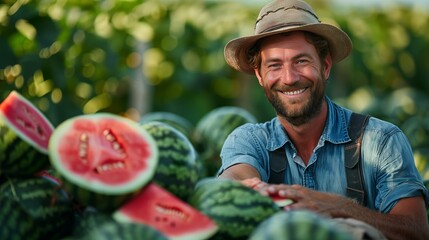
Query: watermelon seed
xmin=16 ymin=108 xmax=47 ymax=139
xmin=155 ymin=204 xmax=188 ymax=221
xmin=79 ymin=133 xmax=89 ymax=163
xmin=36 ymin=125 xmax=46 ymax=139
xmin=95 ymin=161 xmax=125 ymax=173
xmin=103 ymin=129 xmax=126 ymax=156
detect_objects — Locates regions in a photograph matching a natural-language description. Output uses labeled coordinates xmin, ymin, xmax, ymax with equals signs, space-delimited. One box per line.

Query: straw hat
xmin=224 ymin=0 xmax=352 ymax=74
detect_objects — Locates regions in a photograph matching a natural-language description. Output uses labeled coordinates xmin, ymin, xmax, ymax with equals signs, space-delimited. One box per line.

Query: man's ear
xmin=254 ymin=68 xmax=263 ymax=86
xmin=323 ymin=53 xmax=333 ymax=80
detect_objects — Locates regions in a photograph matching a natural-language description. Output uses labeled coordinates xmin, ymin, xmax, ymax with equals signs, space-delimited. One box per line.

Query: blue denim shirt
xmin=218 ymin=97 xmax=429 ymax=212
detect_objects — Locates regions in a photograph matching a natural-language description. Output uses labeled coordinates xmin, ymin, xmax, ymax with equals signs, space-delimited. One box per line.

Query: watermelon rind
xmin=249 ymin=210 xmax=354 ymax=240
xmin=140 ymin=111 xmax=194 ymax=139
xmin=48 ymin=113 xmax=159 ymax=211
xmin=68 ymin=220 xmax=168 ymax=240
xmin=192 ymin=106 xmax=257 ymax=177
xmin=70 ymin=209 xmax=113 ymax=238
xmin=0 ymin=176 xmax=75 ymax=240
xmin=141 ymin=121 xmax=199 ymax=201
xmin=0 ymin=119 xmax=51 ymax=177
xmin=189 ymin=178 xmax=279 ymax=239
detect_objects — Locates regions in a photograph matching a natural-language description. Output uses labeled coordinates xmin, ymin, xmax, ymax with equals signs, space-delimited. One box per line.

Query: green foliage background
xmin=1 ymin=0 xmax=429 ymax=177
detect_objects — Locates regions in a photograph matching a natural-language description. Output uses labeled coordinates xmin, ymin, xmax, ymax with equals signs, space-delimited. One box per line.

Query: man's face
xmin=255 ymin=32 xmax=332 ymax=126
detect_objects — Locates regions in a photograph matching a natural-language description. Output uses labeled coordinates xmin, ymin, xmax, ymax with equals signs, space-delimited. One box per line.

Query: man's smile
xmin=282 ymin=88 xmax=307 ymax=96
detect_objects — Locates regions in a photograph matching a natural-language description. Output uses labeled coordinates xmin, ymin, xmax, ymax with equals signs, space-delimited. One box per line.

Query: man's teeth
xmin=283 ymin=89 xmax=305 ymax=95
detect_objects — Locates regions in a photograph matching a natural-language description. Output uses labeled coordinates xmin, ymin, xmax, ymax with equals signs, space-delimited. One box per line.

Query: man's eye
xmin=297 ymin=59 xmax=308 ymax=64
xmin=268 ymin=63 xmax=281 ymax=69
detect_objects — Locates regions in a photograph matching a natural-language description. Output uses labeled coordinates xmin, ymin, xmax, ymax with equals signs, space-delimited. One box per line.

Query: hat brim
xmin=224 ymin=23 xmax=352 ymax=74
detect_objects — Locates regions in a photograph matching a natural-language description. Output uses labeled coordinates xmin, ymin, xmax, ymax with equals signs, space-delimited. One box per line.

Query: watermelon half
xmin=113 ymin=182 xmax=218 ymax=240
xmin=0 ymin=90 xmax=54 ymax=177
xmin=48 ymin=113 xmax=159 ymax=211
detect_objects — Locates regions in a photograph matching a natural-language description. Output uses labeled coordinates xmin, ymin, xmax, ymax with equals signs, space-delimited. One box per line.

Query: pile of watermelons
xmin=1 ymin=90 xmax=428 ymax=240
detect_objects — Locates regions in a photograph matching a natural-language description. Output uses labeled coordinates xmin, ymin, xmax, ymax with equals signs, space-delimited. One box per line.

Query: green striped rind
xmin=57 ymin=174 xmax=135 ymax=212
xmin=48 ymin=113 xmax=159 ymax=212
xmin=189 ymin=178 xmax=279 ymax=239
xmin=71 ymin=210 xmax=117 ymax=238
xmin=67 ymin=220 xmax=168 ymax=240
xmin=0 ymin=118 xmax=50 ymax=177
xmin=140 ymin=112 xmax=194 ymax=139
xmin=193 ymin=106 xmax=257 ymax=153
xmin=142 ymin=121 xmax=198 ymax=201
xmin=0 ymin=177 xmax=75 ymax=240
xmin=192 ymin=107 xmax=257 ymax=177
xmin=249 ymin=210 xmax=354 ymax=240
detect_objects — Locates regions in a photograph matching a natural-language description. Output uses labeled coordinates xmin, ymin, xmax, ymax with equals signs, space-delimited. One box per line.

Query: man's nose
xmin=280 ymin=64 xmax=299 ymax=85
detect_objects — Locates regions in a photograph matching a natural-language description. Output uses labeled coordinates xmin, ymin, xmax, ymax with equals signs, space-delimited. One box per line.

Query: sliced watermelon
xmin=270 ymin=194 xmax=294 ymax=208
xmin=48 ymin=113 xmax=159 ymax=211
xmin=0 ymin=91 xmax=54 ymax=177
xmin=113 ymin=182 xmax=218 ymax=240
xmin=240 ymin=178 xmax=294 ymax=208
xmin=0 ymin=91 xmax=54 ymax=152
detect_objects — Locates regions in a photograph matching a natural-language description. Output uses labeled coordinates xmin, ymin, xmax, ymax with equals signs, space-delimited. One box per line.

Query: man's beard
xmin=264 ymin=77 xmax=326 ymax=126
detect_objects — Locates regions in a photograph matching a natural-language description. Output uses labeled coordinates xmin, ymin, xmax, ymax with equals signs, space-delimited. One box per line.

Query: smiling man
xmin=217 ymin=0 xmax=429 ymax=239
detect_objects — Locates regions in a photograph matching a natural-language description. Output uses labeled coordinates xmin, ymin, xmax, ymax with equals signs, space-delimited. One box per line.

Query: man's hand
xmin=253 ymin=183 xmax=429 ymax=240
xmin=260 ymin=184 xmax=353 ymax=217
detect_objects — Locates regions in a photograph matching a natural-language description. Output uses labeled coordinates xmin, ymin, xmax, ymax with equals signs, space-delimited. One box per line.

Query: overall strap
xmin=268 ymin=112 xmax=369 ymax=206
xmin=268 ymin=147 xmax=287 ymax=184
xmin=345 ymin=112 xmax=370 ymax=205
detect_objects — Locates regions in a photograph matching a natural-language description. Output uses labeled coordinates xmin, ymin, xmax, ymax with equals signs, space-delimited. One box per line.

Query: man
xmin=217 ymin=0 xmax=429 ymax=239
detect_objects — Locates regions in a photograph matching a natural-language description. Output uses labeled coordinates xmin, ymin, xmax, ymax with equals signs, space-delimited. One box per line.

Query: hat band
xmin=260 ymin=22 xmax=306 ymax=34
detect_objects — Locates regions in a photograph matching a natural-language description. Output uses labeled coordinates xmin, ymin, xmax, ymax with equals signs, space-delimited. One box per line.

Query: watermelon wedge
xmin=113 ymin=182 xmax=218 ymax=240
xmin=240 ymin=178 xmax=294 ymax=208
xmin=0 ymin=91 xmax=53 ymax=152
xmin=270 ymin=194 xmax=294 ymax=208
xmin=48 ymin=113 xmax=159 ymax=211
xmin=0 ymin=91 xmax=54 ymax=177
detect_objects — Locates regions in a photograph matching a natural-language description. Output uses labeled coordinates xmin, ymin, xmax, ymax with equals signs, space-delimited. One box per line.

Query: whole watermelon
xmin=192 ymin=106 xmax=257 ymax=177
xmin=141 ymin=121 xmax=199 ymax=201
xmin=0 ymin=176 xmax=75 ymax=240
xmin=249 ymin=210 xmax=354 ymax=240
xmin=188 ymin=178 xmax=279 ymax=240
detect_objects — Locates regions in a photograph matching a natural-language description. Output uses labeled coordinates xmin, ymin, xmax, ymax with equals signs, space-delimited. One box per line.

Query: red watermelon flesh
xmin=49 ymin=113 xmax=158 ymax=195
xmin=113 ymin=182 xmax=218 ymax=240
xmin=240 ymin=178 xmax=293 ymax=208
xmin=270 ymin=194 xmax=294 ymax=208
xmin=0 ymin=90 xmax=54 ymax=152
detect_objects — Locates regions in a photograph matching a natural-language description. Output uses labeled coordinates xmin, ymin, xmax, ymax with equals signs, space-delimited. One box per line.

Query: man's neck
xmin=278 ymin=101 xmax=328 ymax=165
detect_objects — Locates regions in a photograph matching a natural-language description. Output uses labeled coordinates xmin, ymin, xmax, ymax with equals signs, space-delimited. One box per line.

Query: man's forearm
xmin=217 ymin=163 xmax=261 ymax=181
xmin=332 ymin=198 xmax=429 ymax=240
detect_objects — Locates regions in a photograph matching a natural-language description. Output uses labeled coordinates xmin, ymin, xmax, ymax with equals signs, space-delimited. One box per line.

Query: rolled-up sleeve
xmin=364 ymin=122 xmax=429 ymax=212
xmin=217 ymin=124 xmax=270 ymax=180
